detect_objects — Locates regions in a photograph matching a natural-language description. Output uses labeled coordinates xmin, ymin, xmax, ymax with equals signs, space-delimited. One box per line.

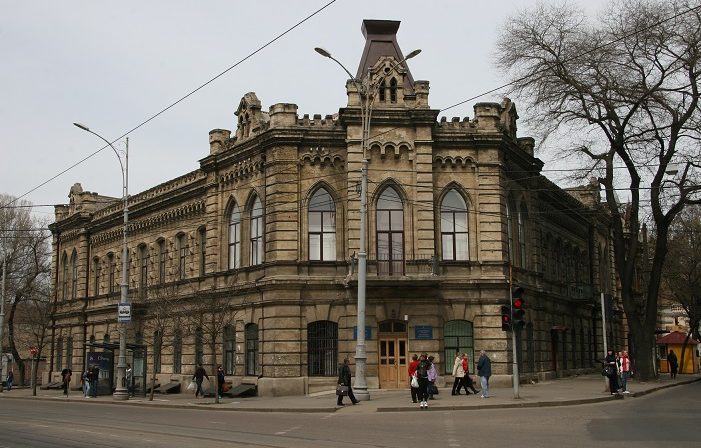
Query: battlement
xmin=436 ymin=116 xmax=475 ymax=129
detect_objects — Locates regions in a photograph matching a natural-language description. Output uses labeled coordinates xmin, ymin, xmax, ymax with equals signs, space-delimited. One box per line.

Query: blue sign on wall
xmin=353 ymin=326 xmax=372 ymax=340
xmin=415 ymin=325 xmax=433 ymax=340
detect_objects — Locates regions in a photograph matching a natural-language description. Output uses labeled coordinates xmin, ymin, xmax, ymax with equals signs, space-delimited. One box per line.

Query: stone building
xmin=47 ymin=20 xmax=621 ymax=396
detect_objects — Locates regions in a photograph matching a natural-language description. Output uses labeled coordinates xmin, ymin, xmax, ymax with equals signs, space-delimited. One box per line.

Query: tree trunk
xmin=679 ymin=329 xmax=692 ymax=375
xmin=631 ymin=328 xmax=655 ymax=381
xmin=7 ymin=300 xmax=26 ymax=386
xmin=149 ymin=370 xmax=157 ymax=401
xmin=31 ymin=356 xmax=37 ymax=396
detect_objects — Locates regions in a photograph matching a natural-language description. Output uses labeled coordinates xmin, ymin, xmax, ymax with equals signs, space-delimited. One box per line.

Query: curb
xmin=376 ymin=394 xmax=622 ymax=412
xmin=628 ymin=376 xmax=701 ymax=398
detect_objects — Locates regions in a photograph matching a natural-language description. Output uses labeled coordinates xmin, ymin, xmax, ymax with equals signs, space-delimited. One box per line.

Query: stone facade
xmin=47 ymin=20 xmax=623 ymax=396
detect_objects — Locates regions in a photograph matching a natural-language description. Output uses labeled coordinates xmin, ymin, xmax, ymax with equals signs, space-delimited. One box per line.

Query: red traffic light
xmin=513 ymin=297 xmax=524 ymax=309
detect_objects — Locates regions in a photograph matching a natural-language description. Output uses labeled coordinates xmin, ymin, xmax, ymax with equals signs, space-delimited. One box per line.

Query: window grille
xmin=307 ymin=321 xmax=338 ymax=376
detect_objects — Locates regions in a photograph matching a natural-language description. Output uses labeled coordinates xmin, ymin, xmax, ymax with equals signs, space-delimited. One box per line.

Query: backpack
xmin=416 ymin=360 xmax=429 ymax=378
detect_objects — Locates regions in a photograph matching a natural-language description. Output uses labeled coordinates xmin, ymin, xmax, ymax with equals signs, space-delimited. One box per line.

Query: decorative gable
xmin=235 ymin=92 xmax=268 ymax=141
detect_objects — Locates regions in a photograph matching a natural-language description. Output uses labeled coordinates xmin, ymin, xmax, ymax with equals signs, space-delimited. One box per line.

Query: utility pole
xmin=0 ymin=246 xmax=6 ymax=393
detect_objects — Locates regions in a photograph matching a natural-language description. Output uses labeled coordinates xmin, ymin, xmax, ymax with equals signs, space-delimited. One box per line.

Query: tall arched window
xmin=138 ymin=244 xmax=148 ymax=296
xmin=518 ymin=202 xmax=528 ymax=268
xmin=224 ymin=325 xmax=235 ymax=375
xmin=157 ymin=239 xmax=166 ymax=284
xmin=376 ymin=186 xmax=404 ymax=275
xmin=61 ymin=252 xmax=68 ymax=300
xmin=107 ymin=252 xmax=116 ymax=294
xmin=443 ymin=320 xmax=474 ymax=374
xmin=307 ymin=321 xmax=338 ymax=376
xmin=153 ymin=330 xmax=162 ymax=373
xmin=245 ymin=323 xmax=259 ymax=376
xmin=250 ymin=197 xmax=263 ymax=266
xmin=56 ymin=337 xmax=63 ymax=370
xmin=440 ymin=189 xmax=469 ymax=260
xmin=66 ymin=336 xmax=73 ymax=371
xmin=506 ymin=197 xmax=515 ymax=264
xmin=195 ymin=327 xmax=204 ymax=366
xmin=378 ymin=79 xmax=386 ymax=101
xmin=177 ymin=233 xmax=187 ymax=280
xmin=93 ymin=257 xmax=101 ymax=296
xmin=309 ymin=188 xmax=336 ymax=261
xmin=229 ymin=204 xmax=241 ymax=269
xmin=198 ymin=227 xmax=207 ymax=277
xmin=389 ymin=77 xmax=398 ymax=102
xmin=70 ymin=250 xmax=78 ymax=299
xmin=173 ymin=331 xmax=182 ymax=374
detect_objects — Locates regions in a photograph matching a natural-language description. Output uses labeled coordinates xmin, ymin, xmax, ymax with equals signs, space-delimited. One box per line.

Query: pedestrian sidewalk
xmin=1 ymin=374 xmax=698 ymax=414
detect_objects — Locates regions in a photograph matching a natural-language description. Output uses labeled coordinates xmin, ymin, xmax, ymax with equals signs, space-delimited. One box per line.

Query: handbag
xmin=336 ymin=384 xmax=349 ymax=396
xmin=602 ymin=365 xmax=615 ymax=377
xmin=429 ymin=383 xmax=439 ymax=395
xmin=410 ymin=376 xmax=419 ymax=388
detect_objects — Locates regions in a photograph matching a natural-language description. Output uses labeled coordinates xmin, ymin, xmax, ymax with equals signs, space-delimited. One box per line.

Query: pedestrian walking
xmin=61 ymin=368 xmax=72 ymax=396
xmin=192 ymin=363 xmax=209 ymax=398
xmin=217 ymin=365 xmax=225 ymax=399
xmin=427 ymin=356 xmax=438 ymax=400
xmin=604 ymin=349 xmax=620 ymax=394
xmin=81 ymin=369 xmax=89 ymax=397
xmin=619 ymin=350 xmax=632 ymax=393
xmin=126 ymin=363 xmax=134 ymax=397
xmin=451 ymin=351 xmax=467 ymax=395
xmin=408 ymin=354 xmax=419 ymax=403
xmin=667 ymin=350 xmax=678 ymax=379
xmin=336 ymin=358 xmax=359 ymax=406
xmin=416 ymin=353 xmax=431 ymax=408
xmin=462 ymin=353 xmax=479 ymax=395
xmin=477 ymin=350 xmax=492 ymax=398
xmin=5 ymin=370 xmax=13 ymax=391
xmin=90 ymin=366 xmax=100 ymax=397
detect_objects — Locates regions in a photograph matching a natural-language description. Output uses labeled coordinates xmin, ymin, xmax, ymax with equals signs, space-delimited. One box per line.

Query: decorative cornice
xmin=219 ymin=158 xmax=265 ymax=186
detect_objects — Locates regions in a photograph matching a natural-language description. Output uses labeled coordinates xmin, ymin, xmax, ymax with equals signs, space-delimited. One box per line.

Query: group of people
xmin=80 ymin=365 xmax=100 ymax=397
xmin=602 ymin=349 xmax=633 ymax=394
xmin=191 ymin=363 xmax=227 ymax=399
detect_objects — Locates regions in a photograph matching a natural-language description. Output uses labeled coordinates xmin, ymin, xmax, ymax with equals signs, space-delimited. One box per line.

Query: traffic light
xmin=512 ymin=287 xmax=525 ymax=329
xmin=501 ymin=305 xmax=512 ymax=331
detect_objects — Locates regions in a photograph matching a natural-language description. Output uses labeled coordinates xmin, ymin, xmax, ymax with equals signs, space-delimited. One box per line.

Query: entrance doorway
xmin=377 ymin=321 xmax=408 ymax=389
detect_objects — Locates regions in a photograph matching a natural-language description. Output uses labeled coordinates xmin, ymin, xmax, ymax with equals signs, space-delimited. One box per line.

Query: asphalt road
xmin=0 ymin=382 xmax=698 ymax=448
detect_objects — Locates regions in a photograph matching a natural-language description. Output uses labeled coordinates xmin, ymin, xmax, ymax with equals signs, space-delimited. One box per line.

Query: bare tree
xmin=0 ymin=194 xmax=52 ymax=388
xmin=496 ymin=0 xmax=701 ymax=380
xmin=184 ymin=291 xmax=241 ymax=404
xmin=662 ymin=206 xmax=701 ymax=369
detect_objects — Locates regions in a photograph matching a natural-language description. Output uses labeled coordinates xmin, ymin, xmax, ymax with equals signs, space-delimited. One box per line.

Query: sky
xmin=1 ymin=0 xmax=608 ymax=219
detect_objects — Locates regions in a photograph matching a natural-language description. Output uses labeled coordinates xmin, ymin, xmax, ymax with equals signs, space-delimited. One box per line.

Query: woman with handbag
xmin=427 ymin=356 xmax=438 ymax=400
xmin=336 ymin=358 xmax=359 ymax=406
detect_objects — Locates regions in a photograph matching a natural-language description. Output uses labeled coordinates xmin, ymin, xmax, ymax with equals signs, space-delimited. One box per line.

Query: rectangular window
xmin=139 ymin=246 xmax=148 ymax=296
xmin=173 ymin=333 xmax=182 ymax=374
xmin=199 ymin=228 xmax=206 ymax=277
xmin=108 ymin=255 xmax=115 ymax=294
xmin=178 ymin=235 xmax=187 ymax=280
xmin=93 ymin=259 xmax=101 ymax=296
xmin=158 ymin=241 xmax=166 ymax=285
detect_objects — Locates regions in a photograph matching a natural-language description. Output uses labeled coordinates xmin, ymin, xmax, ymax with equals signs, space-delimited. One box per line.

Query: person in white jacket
xmin=451 ymin=351 xmax=467 ymax=395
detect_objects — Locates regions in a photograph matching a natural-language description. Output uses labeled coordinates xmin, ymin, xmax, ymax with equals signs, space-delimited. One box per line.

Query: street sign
xmin=118 ymin=303 xmax=131 ymax=323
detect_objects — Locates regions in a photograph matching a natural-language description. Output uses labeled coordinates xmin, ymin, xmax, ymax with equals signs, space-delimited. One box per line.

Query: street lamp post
xmin=73 ymin=123 xmax=130 ymax=401
xmin=0 ymin=244 xmax=6 ymax=393
xmin=315 ymin=47 xmax=420 ymax=401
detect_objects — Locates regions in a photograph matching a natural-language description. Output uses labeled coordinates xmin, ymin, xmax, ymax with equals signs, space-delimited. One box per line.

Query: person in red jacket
xmin=408 ymin=354 xmax=419 ymax=403
xmin=462 ymin=353 xmax=479 ymax=395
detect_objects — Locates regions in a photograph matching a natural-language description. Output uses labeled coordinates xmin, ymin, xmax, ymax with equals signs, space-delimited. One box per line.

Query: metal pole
xmin=73 ymin=123 xmax=129 ymax=400
xmin=600 ymin=292 xmax=609 ymax=390
xmin=508 ymin=260 xmax=519 ymax=399
xmin=0 ymin=246 xmax=6 ymax=393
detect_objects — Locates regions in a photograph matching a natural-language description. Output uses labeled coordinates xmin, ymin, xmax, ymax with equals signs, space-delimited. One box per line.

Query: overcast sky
xmin=1 ymin=0 xmax=607 ymax=218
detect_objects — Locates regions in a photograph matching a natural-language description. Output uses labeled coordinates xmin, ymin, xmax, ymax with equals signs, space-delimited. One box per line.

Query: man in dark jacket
xmin=416 ymin=353 xmax=431 ymax=408
xmin=192 ymin=363 xmax=209 ymax=398
xmin=217 ymin=365 xmax=225 ymax=399
xmin=336 ymin=358 xmax=359 ymax=406
xmin=477 ymin=350 xmax=492 ymax=398
xmin=667 ymin=350 xmax=678 ymax=379
xmin=604 ymin=349 xmax=620 ymax=394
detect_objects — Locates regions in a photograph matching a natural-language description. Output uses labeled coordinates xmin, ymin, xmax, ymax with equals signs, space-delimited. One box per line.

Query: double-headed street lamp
xmin=73 ymin=123 xmax=130 ymax=400
xmin=315 ymin=47 xmax=420 ymax=401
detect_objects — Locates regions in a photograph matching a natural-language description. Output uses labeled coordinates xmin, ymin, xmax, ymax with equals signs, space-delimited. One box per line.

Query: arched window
xmin=309 ymin=188 xmax=336 ymax=261
xmin=93 ymin=257 xmax=101 ymax=296
xmin=61 ymin=252 xmax=68 ymax=300
xmin=307 ymin=321 xmax=338 ymax=376
xmin=138 ymin=244 xmax=148 ymax=296
xmin=443 ymin=320 xmax=474 ymax=374
xmin=506 ymin=197 xmax=515 ymax=264
xmin=224 ymin=325 xmax=235 ymax=375
xmin=376 ymin=186 xmax=404 ymax=275
xmin=250 ymin=197 xmax=263 ymax=266
xmin=245 ymin=323 xmax=259 ymax=376
xmin=195 ymin=327 xmax=204 ymax=366
xmin=70 ymin=250 xmax=78 ymax=299
xmin=66 ymin=336 xmax=73 ymax=371
xmin=56 ymin=337 xmax=63 ymax=369
xmin=107 ymin=252 xmax=116 ymax=294
xmin=173 ymin=331 xmax=182 ymax=374
xmin=378 ymin=79 xmax=386 ymax=102
xmin=542 ymin=235 xmax=550 ymax=278
xmin=153 ymin=330 xmax=162 ymax=373
xmin=389 ymin=77 xmax=398 ymax=102
xmin=229 ymin=204 xmax=241 ymax=269
xmin=177 ymin=233 xmax=187 ymax=280
xmin=518 ymin=202 xmax=528 ymax=268
xmin=103 ymin=334 xmax=110 ymax=346
xmin=157 ymin=239 xmax=166 ymax=284
xmin=440 ymin=189 xmax=469 ymax=260
xmin=198 ymin=226 xmax=207 ymax=277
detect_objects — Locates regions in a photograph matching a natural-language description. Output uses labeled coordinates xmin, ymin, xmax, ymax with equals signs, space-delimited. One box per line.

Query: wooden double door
xmin=378 ymin=336 xmax=409 ymax=389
